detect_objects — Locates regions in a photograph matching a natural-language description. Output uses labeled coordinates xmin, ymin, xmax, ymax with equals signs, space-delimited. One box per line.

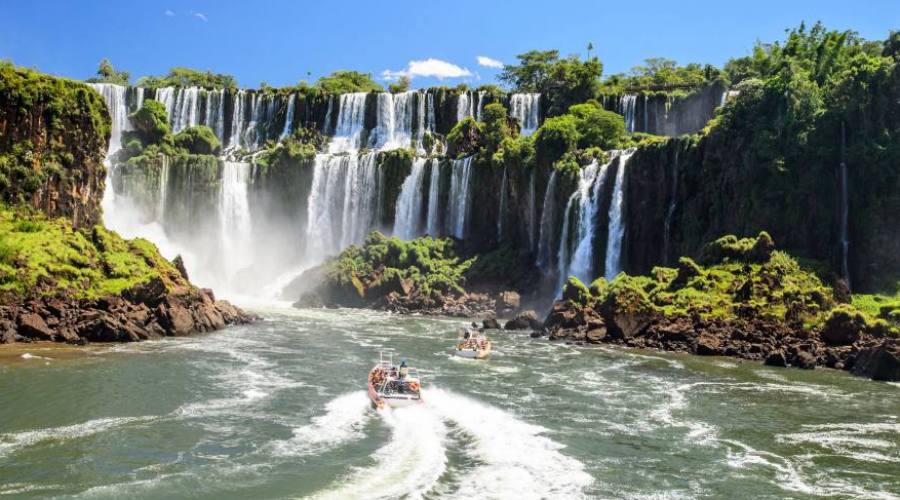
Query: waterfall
xmin=425 ymin=160 xmax=442 ymax=236
xmin=497 ymin=167 xmax=508 ymax=240
xmin=537 ymin=170 xmax=559 ymax=270
xmin=88 ymin=83 xmax=128 ymax=221
xmin=370 ymin=92 xmax=416 ymax=150
xmin=281 ymin=94 xmax=296 ymax=140
xmin=219 ymin=161 xmax=253 ymax=282
xmin=474 ymin=91 xmax=486 ymax=121
xmin=245 ymin=93 xmax=262 ymax=150
xmin=447 ymin=156 xmax=474 ymax=238
xmin=157 ymin=157 xmax=170 ymax=223
xmin=88 ymin=83 xmax=128 ymax=156
xmin=229 ymin=90 xmax=246 ymax=150
xmin=172 ymin=87 xmax=202 ymax=133
xmin=510 ymin=93 xmax=541 ymax=136
xmin=457 ymin=91 xmax=483 ymax=121
xmin=339 ymin=153 xmax=379 ymax=248
xmin=604 ymin=151 xmax=634 ymax=280
xmin=393 ymin=158 xmax=427 ymax=239
xmin=156 ymin=87 xmax=176 ymax=122
xmin=839 ymin=121 xmax=851 ymax=288
xmin=329 ymin=93 xmax=368 ymax=153
xmin=620 ymin=94 xmax=637 ymax=133
xmin=425 ymin=92 xmax=436 ymax=133
xmin=528 ymin=169 xmax=537 ymax=251
xmin=558 ymin=153 xmax=615 ymax=291
xmin=305 ymin=153 xmax=379 ymax=259
xmin=663 ymin=148 xmax=679 ymax=264
xmin=204 ymin=89 xmax=226 ymax=143
xmin=322 ymin=97 xmax=334 ymax=134
xmin=135 ymin=87 xmax=145 ymax=111
xmin=642 ymin=95 xmax=649 ymax=133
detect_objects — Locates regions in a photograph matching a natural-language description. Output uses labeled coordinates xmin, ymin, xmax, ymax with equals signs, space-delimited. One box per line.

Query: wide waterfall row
xmin=91 ymin=84 xmax=545 ymax=158
xmin=87 ymin=82 xmax=669 ymax=298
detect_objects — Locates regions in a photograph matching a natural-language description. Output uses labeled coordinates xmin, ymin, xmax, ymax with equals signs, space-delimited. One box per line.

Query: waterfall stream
xmin=663 ymin=148 xmax=679 ymax=264
xmin=561 ymin=156 xmax=614 ymax=288
xmin=510 ymin=93 xmax=541 ymax=136
xmin=447 ymin=156 xmax=474 ymax=239
xmin=537 ymin=170 xmax=559 ymax=271
xmin=219 ymin=161 xmax=253 ymax=282
xmin=393 ymin=158 xmax=427 ymax=240
xmin=497 ymin=167 xmax=508 ymax=241
xmin=604 ymin=151 xmax=634 ymax=280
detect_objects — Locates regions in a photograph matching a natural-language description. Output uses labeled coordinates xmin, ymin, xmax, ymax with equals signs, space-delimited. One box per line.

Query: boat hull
xmin=454 ymin=347 xmax=491 ymax=359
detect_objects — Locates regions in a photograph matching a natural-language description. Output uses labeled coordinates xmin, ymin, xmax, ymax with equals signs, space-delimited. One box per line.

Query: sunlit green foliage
xmin=0 ymin=207 xmax=184 ymax=301
xmin=137 ymin=67 xmax=237 ymax=90
xmin=173 ymin=126 xmax=221 ymax=156
xmin=314 ymin=70 xmax=383 ymax=94
xmin=499 ymin=49 xmax=603 ymax=116
xmin=324 ymin=232 xmax=475 ymax=299
xmin=86 ymin=58 xmax=130 ymax=86
xmin=0 ymin=62 xmax=110 ymax=207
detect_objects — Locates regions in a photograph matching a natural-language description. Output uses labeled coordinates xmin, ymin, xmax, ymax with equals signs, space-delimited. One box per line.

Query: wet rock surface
xmin=0 ymin=287 xmax=255 ymax=345
xmin=542 ymin=299 xmax=899 ymax=381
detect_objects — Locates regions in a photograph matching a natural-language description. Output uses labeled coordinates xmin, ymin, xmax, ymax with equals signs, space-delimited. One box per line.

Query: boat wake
xmin=304 ymin=387 xmax=590 ymax=499
xmin=270 ymin=391 xmax=372 ymax=457
xmin=312 ymin=403 xmax=448 ymax=500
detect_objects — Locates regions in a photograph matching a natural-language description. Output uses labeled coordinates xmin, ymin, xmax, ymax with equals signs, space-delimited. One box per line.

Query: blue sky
xmin=2 ymin=0 xmax=896 ymax=89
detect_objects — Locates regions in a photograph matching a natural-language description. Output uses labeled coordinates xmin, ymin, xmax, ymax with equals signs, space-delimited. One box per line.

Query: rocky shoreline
xmin=518 ymin=300 xmax=900 ymax=382
xmin=1 ymin=277 xmax=255 ymax=345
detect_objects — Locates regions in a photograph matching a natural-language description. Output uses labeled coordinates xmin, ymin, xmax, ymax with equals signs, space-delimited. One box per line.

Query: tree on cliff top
xmin=315 ymin=70 xmax=383 ymax=94
xmin=86 ymin=59 xmax=130 ymax=86
xmin=136 ymin=68 xmax=237 ymax=90
xmin=499 ymin=50 xmax=603 ymax=117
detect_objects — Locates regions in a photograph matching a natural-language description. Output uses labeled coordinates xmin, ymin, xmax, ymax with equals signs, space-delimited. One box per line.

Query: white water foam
xmin=425 ymin=388 xmax=592 ymax=499
xmin=312 ymin=405 xmax=448 ymax=500
xmin=269 ymin=391 xmax=371 ymax=457
xmin=0 ymin=416 xmax=156 ymax=458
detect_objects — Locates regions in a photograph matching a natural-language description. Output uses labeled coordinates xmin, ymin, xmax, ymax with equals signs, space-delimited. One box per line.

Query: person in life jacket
xmin=399 ymin=359 xmax=409 ymax=378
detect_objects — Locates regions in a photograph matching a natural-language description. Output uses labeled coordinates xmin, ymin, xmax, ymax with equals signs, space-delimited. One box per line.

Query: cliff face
xmin=0 ymin=63 xmax=110 ymax=227
xmin=623 ymin=64 xmax=900 ymax=292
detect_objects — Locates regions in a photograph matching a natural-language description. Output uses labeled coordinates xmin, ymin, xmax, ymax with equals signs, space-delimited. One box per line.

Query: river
xmin=1 ymin=303 xmax=898 ymax=499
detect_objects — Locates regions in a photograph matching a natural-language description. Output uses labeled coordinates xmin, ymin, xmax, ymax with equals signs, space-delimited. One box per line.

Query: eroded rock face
xmin=504 ymin=310 xmax=541 ymax=330
xmin=540 ymin=298 xmax=897 ymax=381
xmin=852 ymin=340 xmax=900 ymax=381
xmin=1 ymin=288 xmax=255 ymax=345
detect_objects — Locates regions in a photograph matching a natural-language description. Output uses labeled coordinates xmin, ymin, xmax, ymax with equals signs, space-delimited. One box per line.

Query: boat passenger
xmin=399 ymin=359 xmax=409 ymax=378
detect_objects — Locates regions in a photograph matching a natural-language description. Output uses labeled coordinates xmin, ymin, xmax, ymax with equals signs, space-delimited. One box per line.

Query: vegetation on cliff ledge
xmin=560 ymin=232 xmax=899 ymax=340
xmin=295 ymin=232 xmax=475 ymax=308
xmin=0 ymin=206 xmax=188 ymax=303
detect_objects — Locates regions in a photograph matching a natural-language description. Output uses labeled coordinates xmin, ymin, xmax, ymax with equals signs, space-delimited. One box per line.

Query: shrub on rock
xmin=173 ymin=126 xmax=221 ymax=156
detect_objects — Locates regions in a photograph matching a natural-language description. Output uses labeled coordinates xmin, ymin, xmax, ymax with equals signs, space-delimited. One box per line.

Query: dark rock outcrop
xmin=0 ymin=288 xmax=254 ymax=345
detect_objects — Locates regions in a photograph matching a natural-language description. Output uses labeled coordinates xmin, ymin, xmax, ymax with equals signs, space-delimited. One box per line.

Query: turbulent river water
xmin=1 ymin=304 xmax=899 ymax=499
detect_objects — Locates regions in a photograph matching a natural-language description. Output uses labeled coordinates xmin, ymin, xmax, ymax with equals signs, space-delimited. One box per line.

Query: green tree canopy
xmin=173 ymin=126 xmax=221 ymax=155
xmin=314 ymin=70 xmax=383 ymax=94
xmin=86 ymin=58 xmax=130 ymax=85
xmin=499 ymin=50 xmax=603 ymax=116
xmin=136 ymin=67 xmax=237 ymax=90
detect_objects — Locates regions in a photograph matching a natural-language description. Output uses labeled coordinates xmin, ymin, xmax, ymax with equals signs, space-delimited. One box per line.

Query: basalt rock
xmin=851 ymin=340 xmax=900 ymax=381
xmin=1 ymin=289 xmax=254 ymax=345
xmin=504 ymin=310 xmax=541 ymax=330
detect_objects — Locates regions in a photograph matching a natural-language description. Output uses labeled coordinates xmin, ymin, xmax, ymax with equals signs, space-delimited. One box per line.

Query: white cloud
xmin=382 ymin=58 xmax=472 ymax=81
xmin=164 ymin=9 xmax=175 ymax=16
xmin=192 ymin=12 xmax=208 ymax=22
xmin=477 ymin=56 xmax=503 ymax=69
